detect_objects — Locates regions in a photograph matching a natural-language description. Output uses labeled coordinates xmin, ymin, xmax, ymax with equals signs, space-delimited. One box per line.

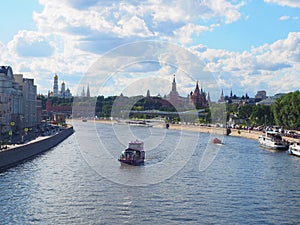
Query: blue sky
xmin=0 ymin=0 xmax=300 ymax=100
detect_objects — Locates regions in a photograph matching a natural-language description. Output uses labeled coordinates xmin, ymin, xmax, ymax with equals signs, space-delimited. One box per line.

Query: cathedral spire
xmin=172 ymin=74 xmax=177 ymax=92
xmin=86 ymin=83 xmax=90 ymax=97
xmin=81 ymin=86 xmax=85 ymax=97
xmin=218 ymin=89 xmax=225 ymax=103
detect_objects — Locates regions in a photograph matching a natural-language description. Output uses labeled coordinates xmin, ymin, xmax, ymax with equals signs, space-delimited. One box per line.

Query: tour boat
xmin=118 ymin=140 xmax=145 ymax=165
xmin=258 ymin=131 xmax=288 ymax=151
xmin=288 ymin=142 xmax=300 ymax=157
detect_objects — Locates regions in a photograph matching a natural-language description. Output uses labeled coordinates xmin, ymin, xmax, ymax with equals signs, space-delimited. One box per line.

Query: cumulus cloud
xmin=3 ymin=0 xmax=299 ymax=98
xmin=33 ymin=0 xmax=244 ymax=51
xmin=191 ymin=32 xmax=300 ymax=97
xmin=8 ymin=30 xmax=54 ymax=57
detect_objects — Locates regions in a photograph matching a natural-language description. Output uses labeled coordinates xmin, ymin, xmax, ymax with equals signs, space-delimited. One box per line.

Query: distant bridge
xmin=120 ymin=109 xmax=208 ymax=118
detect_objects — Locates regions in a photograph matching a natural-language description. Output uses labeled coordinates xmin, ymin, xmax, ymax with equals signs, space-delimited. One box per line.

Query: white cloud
xmin=8 ymin=30 xmax=55 ymax=57
xmin=3 ymin=0 xmax=299 ymax=98
xmin=279 ymin=15 xmax=299 ymax=21
xmin=264 ymin=0 xmax=300 ymax=8
xmin=173 ymin=24 xmax=210 ymax=44
xmin=190 ymin=32 xmax=300 ymax=97
xmin=279 ymin=15 xmax=290 ymax=21
xmin=33 ymin=0 xmax=244 ymax=49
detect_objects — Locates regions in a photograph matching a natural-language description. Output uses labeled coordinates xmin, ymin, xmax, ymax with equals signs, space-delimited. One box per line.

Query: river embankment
xmin=83 ymin=119 xmax=299 ymax=143
xmin=0 ymin=125 xmax=74 ymax=171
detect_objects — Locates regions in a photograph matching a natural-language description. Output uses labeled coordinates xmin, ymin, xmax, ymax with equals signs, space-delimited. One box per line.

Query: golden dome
xmin=54 ymin=74 xmax=58 ymax=79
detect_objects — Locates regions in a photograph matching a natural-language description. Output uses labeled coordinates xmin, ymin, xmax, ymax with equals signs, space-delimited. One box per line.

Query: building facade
xmin=0 ymin=66 xmax=23 ymax=134
xmin=14 ymin=74 xmax=38 ymax=129
xmin=164 ymin=75 xmax=209 ymax=109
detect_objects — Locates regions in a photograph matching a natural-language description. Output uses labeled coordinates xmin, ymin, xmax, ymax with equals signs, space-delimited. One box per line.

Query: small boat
xmin=82 ymin=119 xmax=87 ymax=122
xmin=288 ymin=142 xmax=300 ymax=157
xmin=258 ymin=131 xmax=288 ymax=151
xmin=118 ymin=140 xmax=145 ymax=165
xmin=212 ymin=138 xmax=222 ymax=144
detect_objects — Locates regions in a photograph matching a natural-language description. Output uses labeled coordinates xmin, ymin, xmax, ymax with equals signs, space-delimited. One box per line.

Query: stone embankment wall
xmin=0 ymin=126 xmax=74 ymax=171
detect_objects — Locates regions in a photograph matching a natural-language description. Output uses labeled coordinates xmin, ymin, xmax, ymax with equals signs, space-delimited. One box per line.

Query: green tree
xmin=273 ymin=91 xmax=300 ymax=129
xmin=250 ymin=105 xmax=274 ymax=126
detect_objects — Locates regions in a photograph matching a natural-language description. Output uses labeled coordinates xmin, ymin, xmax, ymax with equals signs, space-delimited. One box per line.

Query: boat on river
xmin=258 ymin=131 xmax=288 ymax=151
xmin=212 ymin=137 xmax=222 ymax=144
xmin=288 ymin=142 xmax=300 ymax=157
xmin=118 ymin=140 xmax=145 ymax=165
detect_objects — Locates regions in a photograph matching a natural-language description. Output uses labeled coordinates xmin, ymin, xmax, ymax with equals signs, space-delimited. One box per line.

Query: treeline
xmin=227 ymin=90 xmax=300 ymax=129
xmin=40 ymin=90 xmax=300 ymax=130
xmin=273 ymin=91 xmax=300 ymax=129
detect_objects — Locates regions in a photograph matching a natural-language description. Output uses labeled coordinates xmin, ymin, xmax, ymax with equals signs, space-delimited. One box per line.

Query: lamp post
xmin=9 ymin=121 xmax=15 ymax=144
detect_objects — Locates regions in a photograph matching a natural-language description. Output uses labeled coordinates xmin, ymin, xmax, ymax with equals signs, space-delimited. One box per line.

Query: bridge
xmin=119 ymin=109 xmax=208 ymax=118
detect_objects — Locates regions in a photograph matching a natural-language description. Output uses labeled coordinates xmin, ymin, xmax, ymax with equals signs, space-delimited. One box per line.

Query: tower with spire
xmin=86 ymin=84 xmax=90 ymax=98
xmin=61 ymin=81 xmax=66 ymax=98
xmin=190 ymin=81 xmax=208 ymax=108
xmin=81 ymin=86 xmax=85 ymax=97
xmin=218 ymin=89 xmax=225 ymax=103
xmin=169 ymin=74 xmax=179 ymax=103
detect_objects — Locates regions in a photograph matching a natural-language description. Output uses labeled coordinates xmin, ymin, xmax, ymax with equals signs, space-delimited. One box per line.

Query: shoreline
xmin=71 ymin=119 xmax=262 ymax=140
xmin=71 ymin=118 xmax=299 ymax=143
xmin=0 ymin=125 xmax=74 ymax=171
xmin=80 ymin=119 xmax=300 ymax=143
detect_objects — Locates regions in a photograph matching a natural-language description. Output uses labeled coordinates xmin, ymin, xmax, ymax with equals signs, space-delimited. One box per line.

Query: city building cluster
xmin=163 ymin=75 xmax=209 ymax=109
xmin=1 ymin=64 xmax=286 ymax=137
xmin=0 ymin=66 xmax=39 ymax=135
xmin=0 ymin=66 xmax=74 ymax=138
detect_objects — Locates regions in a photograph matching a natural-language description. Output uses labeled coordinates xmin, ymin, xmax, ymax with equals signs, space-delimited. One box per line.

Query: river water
xmin=0 ymin=121 xmax=299 ymax=224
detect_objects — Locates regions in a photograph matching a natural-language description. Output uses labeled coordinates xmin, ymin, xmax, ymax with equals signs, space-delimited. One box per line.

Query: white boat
xmin=288 ymin=142 xmax=300 ymax=157
xmin=258 ymin=131 xmax=288 ymax=151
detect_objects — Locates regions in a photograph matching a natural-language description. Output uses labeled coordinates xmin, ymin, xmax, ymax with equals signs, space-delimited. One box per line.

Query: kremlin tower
xmin=164 ymin=75 xmax=209 ymax=109
xmin=53 ymin=74 xmax=59 ymax=97
xmin=190 ymin=81 xmax=208 ymax=108
xmin=50 ymin=74 xmax=72 ymax=98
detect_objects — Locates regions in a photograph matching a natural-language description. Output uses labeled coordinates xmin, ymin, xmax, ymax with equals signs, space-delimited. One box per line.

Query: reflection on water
xmin=0 ymin=121 xmax=299 ymax=224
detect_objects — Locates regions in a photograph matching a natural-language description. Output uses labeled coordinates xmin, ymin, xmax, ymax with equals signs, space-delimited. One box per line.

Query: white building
xmin=51 ymin=74 xmax=72 ymax=99
xmin=15 ymin=74 xmax=37 ymax=128
xmin=0 ymin=66 xmax=23 ymax=135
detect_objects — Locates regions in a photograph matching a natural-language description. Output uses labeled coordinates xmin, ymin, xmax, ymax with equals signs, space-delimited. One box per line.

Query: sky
xmin=0 ymin=0 xmax=300 ymax=101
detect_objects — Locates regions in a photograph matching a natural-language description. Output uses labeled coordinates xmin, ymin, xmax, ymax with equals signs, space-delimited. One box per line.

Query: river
xmin=0 ymin=121 xmax=299 ymax=224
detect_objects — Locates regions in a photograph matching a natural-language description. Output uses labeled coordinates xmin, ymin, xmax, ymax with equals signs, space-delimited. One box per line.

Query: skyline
xmin=0 ymin=0 xmax=300 ymax=100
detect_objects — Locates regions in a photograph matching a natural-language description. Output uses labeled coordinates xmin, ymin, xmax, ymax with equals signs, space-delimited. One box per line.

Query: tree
xmin=250 ymin=105 xmax=274 ymax=126
xmin=273 ymin=91 xmax=300 ymax=129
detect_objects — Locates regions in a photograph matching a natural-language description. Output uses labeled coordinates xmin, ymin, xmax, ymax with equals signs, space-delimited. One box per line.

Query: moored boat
xmin=288 ymin=142 xmax=300 ymax=157
xmin=258 ymin=131 xmax=288 ymax=151
xmin=118 ymin=140 xmax=145 ymax=165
